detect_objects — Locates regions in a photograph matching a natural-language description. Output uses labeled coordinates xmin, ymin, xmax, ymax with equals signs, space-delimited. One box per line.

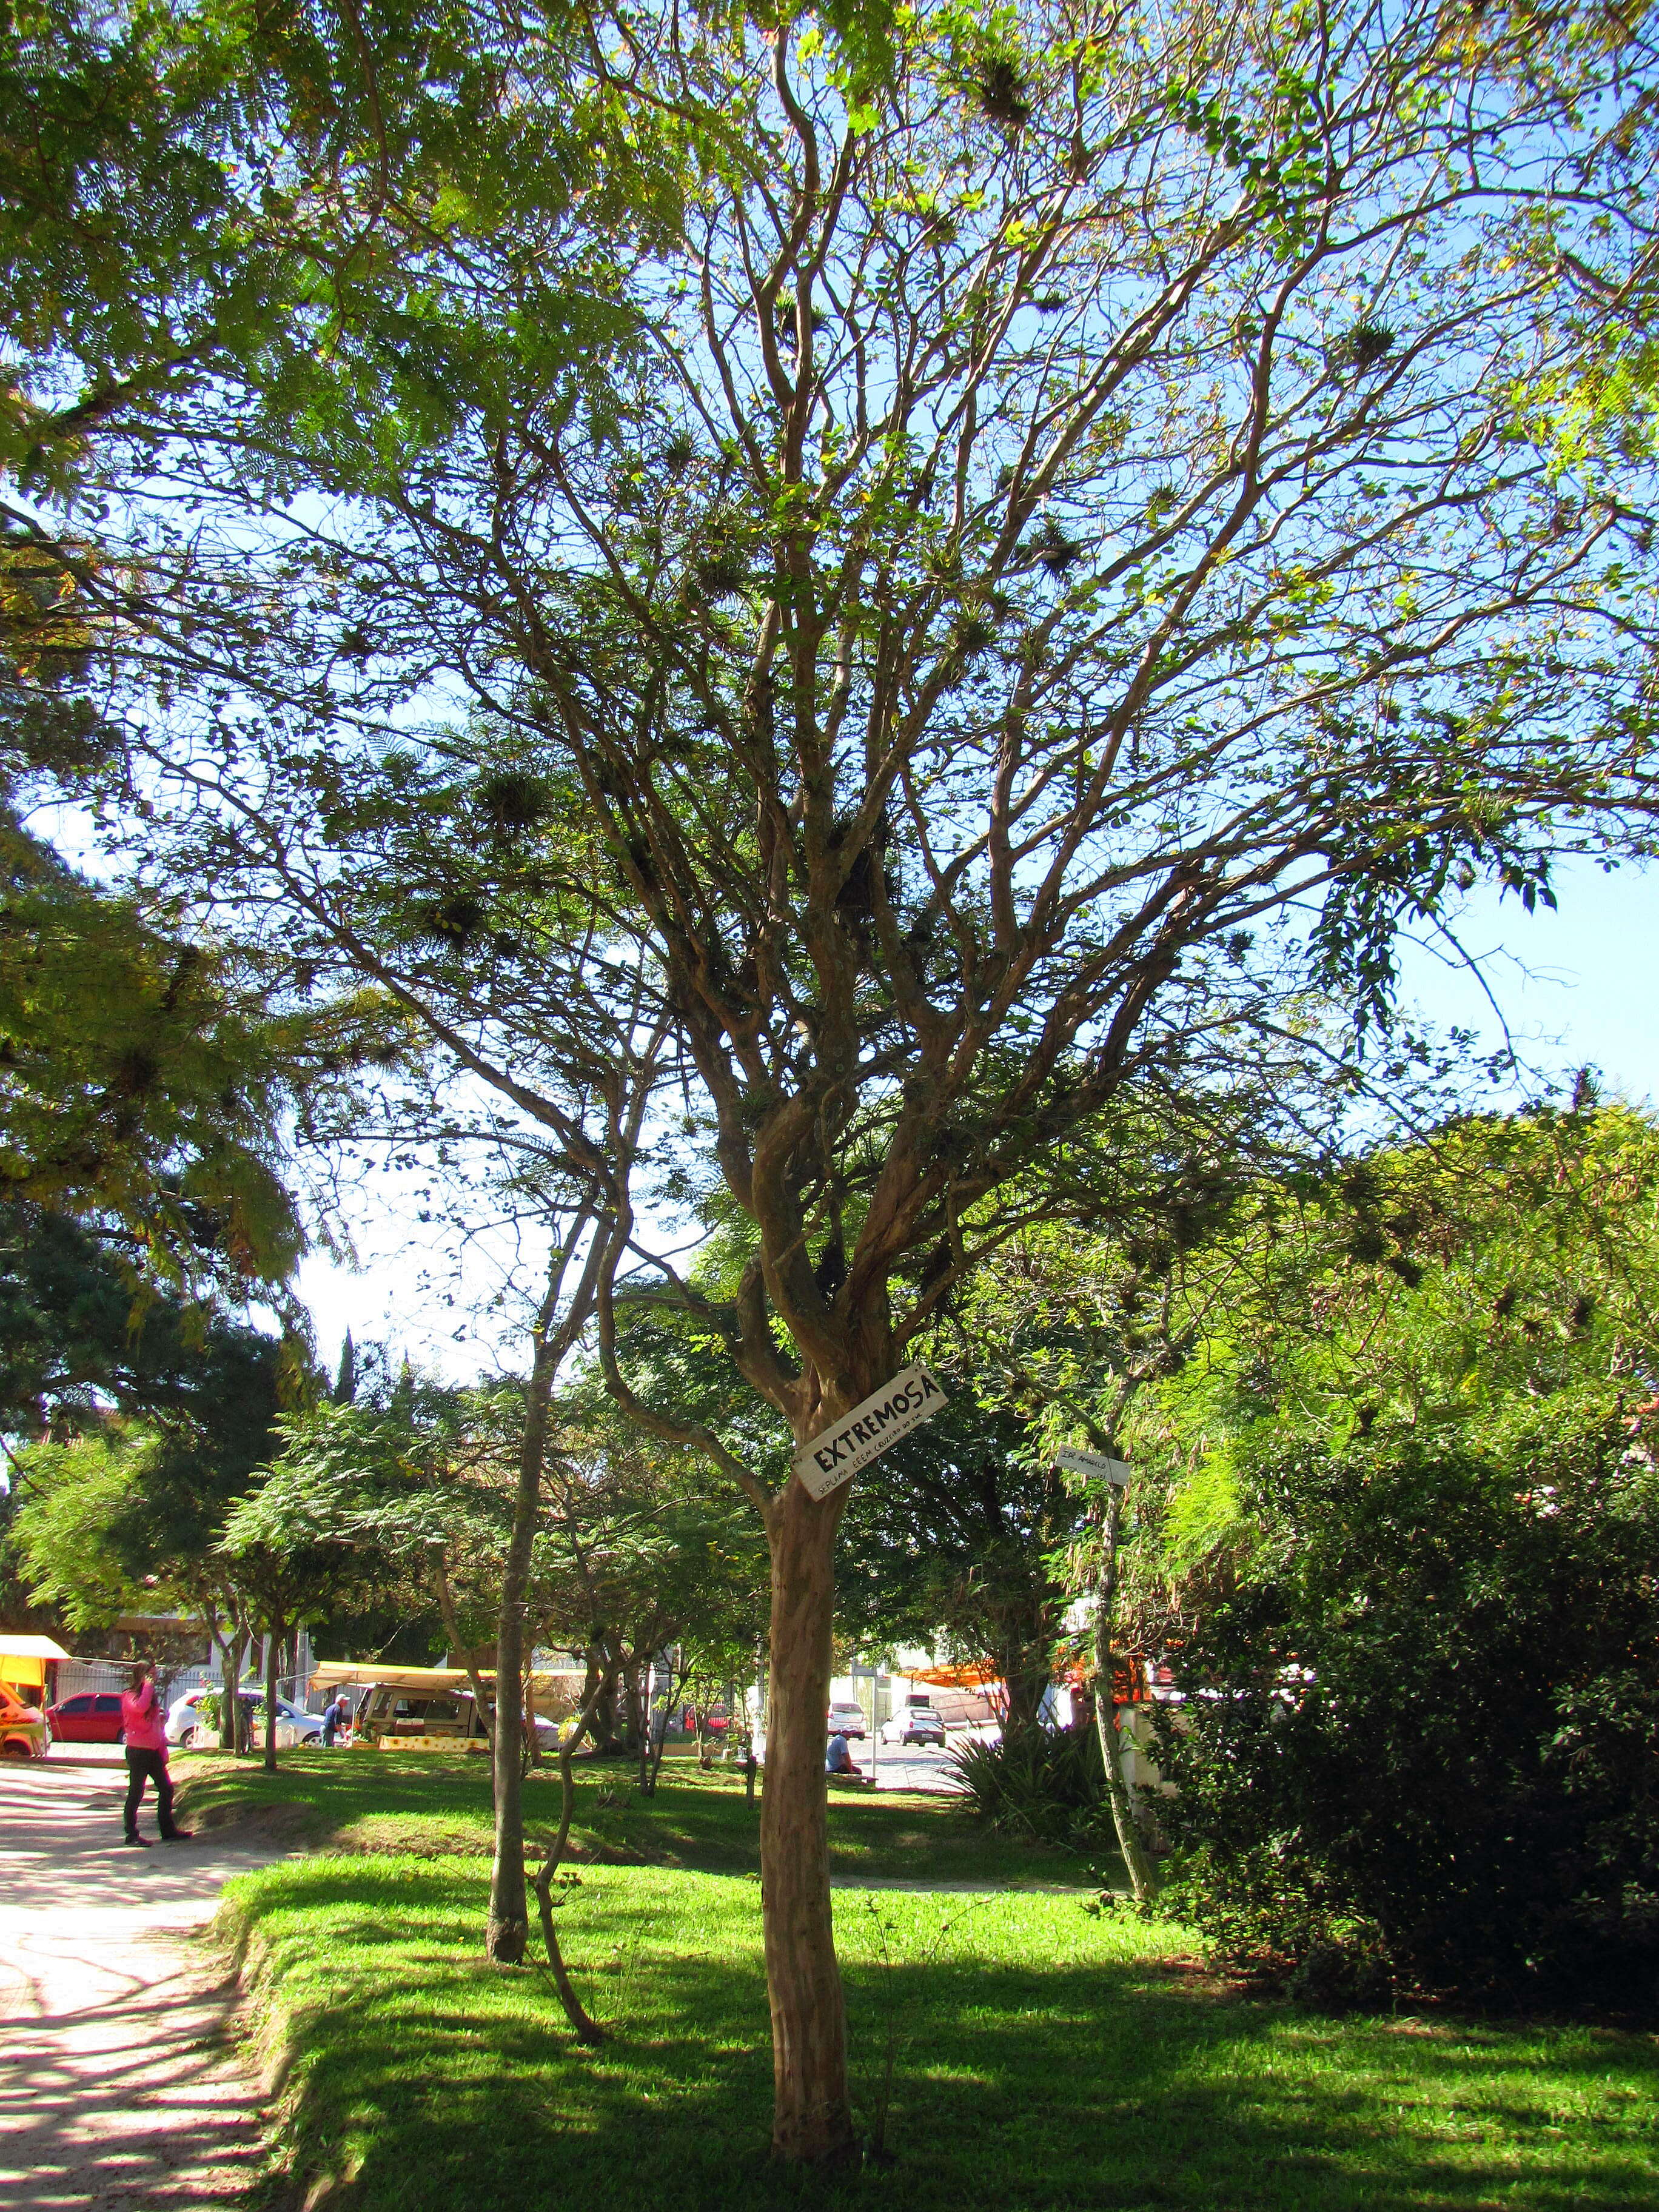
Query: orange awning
xmin=907 ymin=1664 xmax=1000 ymax=1690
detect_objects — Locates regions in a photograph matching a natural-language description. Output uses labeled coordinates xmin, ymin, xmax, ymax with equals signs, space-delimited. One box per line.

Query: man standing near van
xmin=119 ymin=1664 xmax=192 ymax=1846
xmin=321 ymin=1689 xmax=352 ymax=1746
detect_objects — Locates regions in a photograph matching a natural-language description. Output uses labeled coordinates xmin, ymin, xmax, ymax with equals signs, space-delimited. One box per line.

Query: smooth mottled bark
xmin=531 ymin=1663 xmax=609 ymax=2045
xmin=759 ymin=1477 xmax=857 ymax=2167
xmin=261 ymin=1618 xmax=283 ymax=1775
xmin=1093 ymin=1482 xmax=1159 ymax=1902
xmin=486 ymin=1341 xmax=554 ymax=1963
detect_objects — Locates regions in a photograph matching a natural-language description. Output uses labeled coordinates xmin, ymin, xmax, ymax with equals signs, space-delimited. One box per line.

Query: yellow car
xmin=0 ymin=1686 xmax=50 ymax=1759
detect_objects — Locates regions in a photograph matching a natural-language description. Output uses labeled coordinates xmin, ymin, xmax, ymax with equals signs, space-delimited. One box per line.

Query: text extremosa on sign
xmin=794 ymin=1366 xmax=949 ymax=1500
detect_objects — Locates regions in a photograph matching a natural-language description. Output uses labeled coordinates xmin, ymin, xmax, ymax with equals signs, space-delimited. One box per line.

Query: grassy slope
xmin=179 ymin=1755 xmax=1659 ymax=2212
xmin=176 ymin=1746 xmax=1093 ymax=1885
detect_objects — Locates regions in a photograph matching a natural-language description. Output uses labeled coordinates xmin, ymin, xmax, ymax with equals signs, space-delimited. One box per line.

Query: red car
xmin=47 ymin=1691 xmax=126 ymax=1743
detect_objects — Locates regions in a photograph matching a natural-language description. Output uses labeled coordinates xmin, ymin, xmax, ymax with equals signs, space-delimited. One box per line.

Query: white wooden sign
xmin=794 ymin=1366 xmax=949 ymax=1499
xmin=1054 ymin=1446 xmax=1131 ymax=1486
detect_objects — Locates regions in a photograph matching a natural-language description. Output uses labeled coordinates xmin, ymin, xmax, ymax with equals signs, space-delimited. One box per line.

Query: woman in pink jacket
xmin=119 ymin=1665 xmax=192 ymax=1847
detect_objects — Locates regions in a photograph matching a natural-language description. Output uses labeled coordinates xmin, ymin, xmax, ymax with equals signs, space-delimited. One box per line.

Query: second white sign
xmin=1054 ymin=1446 xmax=1131 ymax=1486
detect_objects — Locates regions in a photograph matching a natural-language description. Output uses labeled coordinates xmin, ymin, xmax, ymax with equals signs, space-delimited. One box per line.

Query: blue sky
xmin=1390 ymin=855 xmax=1659 ymax=1108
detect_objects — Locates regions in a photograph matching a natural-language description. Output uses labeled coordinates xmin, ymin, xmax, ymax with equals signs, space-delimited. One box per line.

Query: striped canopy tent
xmin=307 ymin=1661 xmax=585 ymax=1697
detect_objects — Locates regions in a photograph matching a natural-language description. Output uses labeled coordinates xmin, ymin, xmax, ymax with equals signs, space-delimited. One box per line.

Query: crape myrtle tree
xmin=67 ymin=0 xmax=1659 ymax=2162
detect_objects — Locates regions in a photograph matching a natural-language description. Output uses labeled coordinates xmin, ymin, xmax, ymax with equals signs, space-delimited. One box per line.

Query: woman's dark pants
xmin=124 ymin=1748 xmax=179 ymax=1839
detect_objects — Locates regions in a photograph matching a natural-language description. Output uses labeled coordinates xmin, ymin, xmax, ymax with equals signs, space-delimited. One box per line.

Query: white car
xmin=166 ymin=1687 xmax=323 ymax=1747
xmin=880 ymin=1706 xmax=946 ymax=1748
xmin=826 ymin=1700 xmax=867 ymax=1740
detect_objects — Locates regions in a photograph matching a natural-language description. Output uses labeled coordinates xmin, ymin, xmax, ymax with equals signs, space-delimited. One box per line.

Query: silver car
xmin=166 ymin=1687 xmax=322 ymax=1747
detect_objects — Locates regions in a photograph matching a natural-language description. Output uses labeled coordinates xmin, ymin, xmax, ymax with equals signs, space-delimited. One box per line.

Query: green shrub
xmin=948 ymin=1726 xmax=1104 ymax=1843
xmin=1155 ymin=1403 xmax=1659 ymax=2015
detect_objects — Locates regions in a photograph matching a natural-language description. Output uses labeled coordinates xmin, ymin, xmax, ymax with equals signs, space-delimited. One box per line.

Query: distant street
xmin=743 ymin=1724 xmax=988 ymax=1795
xmin=857 ymin=1740 xmax=948 ymax=1793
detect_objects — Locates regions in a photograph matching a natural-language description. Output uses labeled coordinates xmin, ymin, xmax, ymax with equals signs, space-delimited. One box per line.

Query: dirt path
xmin=0 ymin=1760 xmax=292 ymax=2210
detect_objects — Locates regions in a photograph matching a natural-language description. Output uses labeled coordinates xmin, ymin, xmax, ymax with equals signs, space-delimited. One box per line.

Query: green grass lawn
xmin=179 ymin=1755 xmax=1659 ymax=2212
xmin=176 ymin=1745 xmax=1094 ymax=1886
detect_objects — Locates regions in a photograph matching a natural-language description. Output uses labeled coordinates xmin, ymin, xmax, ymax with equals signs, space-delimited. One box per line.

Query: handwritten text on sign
xmin=1054 ymin=1447 xmax=1131 ymax=1486
xmin=794 ymin=1366 xmax=949 ymax=1499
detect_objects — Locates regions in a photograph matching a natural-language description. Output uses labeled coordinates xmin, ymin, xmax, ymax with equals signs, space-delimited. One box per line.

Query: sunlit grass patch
xmin=205 ymin=1760 xmax=1659 ymax=2212
xmin=177 ymin=1748 xmax=1095 ymax=1887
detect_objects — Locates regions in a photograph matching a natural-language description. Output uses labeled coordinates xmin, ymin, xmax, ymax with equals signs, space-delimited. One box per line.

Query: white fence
xmin=54 ymin=1659 xmax=215 ymax=1705
xmin=52 ymin=1627 xmax=315 ymax=1711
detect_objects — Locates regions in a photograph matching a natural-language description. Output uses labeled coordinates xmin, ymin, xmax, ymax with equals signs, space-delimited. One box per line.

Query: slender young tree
xmin=216 ymin=1498 xmax=375 ymax=1772
xmin=43 ymin=0 xmax=1659 ymax=2162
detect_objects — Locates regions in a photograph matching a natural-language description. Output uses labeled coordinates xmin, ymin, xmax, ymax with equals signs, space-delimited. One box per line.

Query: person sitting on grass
xmin=826 ymin=1731 xmax=859 ymax=1781
xmin=119 ymin=1664 xmax=192 ymax=1848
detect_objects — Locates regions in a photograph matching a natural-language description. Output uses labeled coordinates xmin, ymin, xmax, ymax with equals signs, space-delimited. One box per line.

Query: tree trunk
xmin=262 ymin=1620 xmax=283 ymax=1775
xmin=206 ymin=1619 xmax=235 ymax=1751
xmin=487 ymin=1336 xmax=558 ymax=1964
xmin=522 ymin=1661 xmax=543 ymax=1771
xmin=743 ymin=1636 xmax=762 ymax=1802
xmin=637 ymin=1654 xmax=654 ymax=1794
xmin=999 ymin=1645 xmax=1049 ymax=1747
xmin=226 ymin=1621 xmax=251 ymax=1755
xmin=1092 ymin=1484 xmax=1158 ymax=1903
xmin=759 ymin=1477 xmax=857 ymax=2167
xmin=531 ymin=1663 xmax=610 ymax=2046
xmin=643 ymin=1649 xmax=681 ymax=1797
xmin=593 ymin=1657 xmax=620 ymax=1752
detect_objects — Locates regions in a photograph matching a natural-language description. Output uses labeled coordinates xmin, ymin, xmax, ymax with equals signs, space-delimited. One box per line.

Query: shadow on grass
xmin=224 ymin=1859 xmax=1659 ymax=2212
xmin=181 ymin=1755 xmax=1092 ymax=1889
